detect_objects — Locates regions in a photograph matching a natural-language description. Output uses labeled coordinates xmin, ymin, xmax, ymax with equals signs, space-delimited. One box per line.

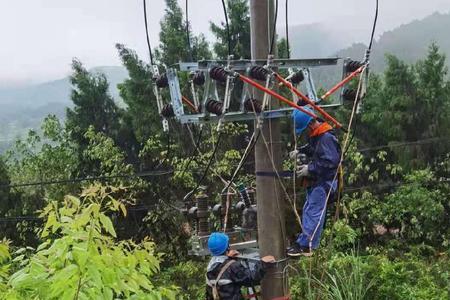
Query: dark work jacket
xmin=306 ymin=130 xmax=341 ymax=184
xmin=205 ymin=255 xmax=266 ymax=300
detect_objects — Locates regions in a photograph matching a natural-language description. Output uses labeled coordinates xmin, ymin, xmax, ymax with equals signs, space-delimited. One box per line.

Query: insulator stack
xmin=192 ymin=71 xmax=206 ymax=86
xmin=290 ymin=70 xmax=305 ymax=84
xmin=249 ymin=66 xmax=269 ymax=81
xmin=187 ymin=206 xmax=198 ymax=233
xmin=205 ymin=99 xmax=224 ymax=115
xmin=161 ymin=104 xmax=175 ymax=118
xmin=196 ymin=193 xmax=209 ymax=236
xmin=155 ymin=73 xmax=169 ymax=88
xmin=221 ymin=193 xmax=234 ymax=232
xmin=247 ymin=188 xmax=256 ymax=205
xmin=296 ymin=99 xmax=309 ymax=107
xmin=345 ymin=60 xmax=364 ymax=73
xmin=343 ymin=89 xmax=358 ymax=101
xmin=209 ymin=66 xmax=228 ymax=82
xmin=242 ymin=206 xmax=257 ymax=230
xmin=238 ymin=184 xmax=251 ymax=208
xmin=244 ymin=98 xmax=262 ymax=113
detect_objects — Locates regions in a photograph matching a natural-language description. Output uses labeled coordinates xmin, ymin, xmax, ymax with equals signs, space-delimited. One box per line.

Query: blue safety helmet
xmin=208 ymin=232 xmax=229 ymax=256
xmin=292 ymin=107 xmax=314 ymax=135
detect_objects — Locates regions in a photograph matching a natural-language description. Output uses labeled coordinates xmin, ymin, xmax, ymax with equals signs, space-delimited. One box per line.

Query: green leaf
xmin=99 ymin=213 xmax=116 ymax=238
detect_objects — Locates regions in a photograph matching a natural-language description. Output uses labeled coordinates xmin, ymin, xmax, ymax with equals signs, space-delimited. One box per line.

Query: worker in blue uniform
xmin=205 ymin=232 xmax=275 ymax=299
xmin=287 ymin=108 xmax=341 ymax=257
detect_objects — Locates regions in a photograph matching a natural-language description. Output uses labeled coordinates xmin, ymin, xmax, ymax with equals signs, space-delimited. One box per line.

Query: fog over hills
xmin=1 ymin=12 xmax=450 ymax=152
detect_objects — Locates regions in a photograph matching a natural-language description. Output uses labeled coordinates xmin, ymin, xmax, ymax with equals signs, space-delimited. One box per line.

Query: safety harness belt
xmin=210 ymin=259 xmax=235 ymax=300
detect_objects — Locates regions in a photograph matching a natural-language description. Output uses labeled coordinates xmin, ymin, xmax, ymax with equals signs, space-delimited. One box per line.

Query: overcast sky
xmin=1 ymin=0 xmax=450 ymax=86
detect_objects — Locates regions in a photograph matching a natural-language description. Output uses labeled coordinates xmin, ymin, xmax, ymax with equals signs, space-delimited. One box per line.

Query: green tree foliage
xmin=0 ymin=159 xmax=11 ymax=212
xmin=4 ymin=116 xmax=79 ymax=217
xmin=0 ymin=240 xmax=10 ymax=293
xmin=116 ymin=44 xmax=160 ymax=143
xmin=66 ymin=59 xmax=122 ymax=156
xmin=210 ymin=0 xmax=251 ymax=59
xmin=1 ymin=185 xmax=177 ymax=299
xmin=360 ymin=43 xmax=450 ymax=167
xmin=289 ymin=253 xmax=449 ymax=300
xmin=277 ymin=38 xmax=290 ymax=59
xmin=155 ymin=0 xmax=211 ymax=65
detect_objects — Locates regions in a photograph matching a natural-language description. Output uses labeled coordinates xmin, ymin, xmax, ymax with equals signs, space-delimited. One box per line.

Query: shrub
xmin=0 ymin=185 xmax=177 ymax=299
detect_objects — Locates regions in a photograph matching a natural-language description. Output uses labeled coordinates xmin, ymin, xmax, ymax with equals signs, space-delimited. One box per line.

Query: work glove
xmin=289 ymin=150 xmax=299 ymax=160
xmin=296 ymin=164 xmax=310 ymax=177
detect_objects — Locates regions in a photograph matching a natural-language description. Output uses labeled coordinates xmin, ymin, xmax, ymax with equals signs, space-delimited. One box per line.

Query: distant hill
xmin=336 ymin=12 xmax=450 ymax=72
xmin=284 ymin=23 xmax=346 ymax=58
xmin=0 ymin=66 xmax=128 ymax=153
xmin=2 ymin=12 xmax=450 ymax=153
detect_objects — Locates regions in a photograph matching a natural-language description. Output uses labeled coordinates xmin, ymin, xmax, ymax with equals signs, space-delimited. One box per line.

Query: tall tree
xmin=360 ymin=43 xmax=450 ymax=167
xmin=210 ymin=0 xmax=251 ymax=59
xmin=0 ymin=158 xmax=11 ymax=215
xmin=66 ymin=59 xmax=121 ymax=148
xmin=116 ymin=44 xmax=159 ymax=144
xmin=155 ymin=0 xmax=211 ymax=65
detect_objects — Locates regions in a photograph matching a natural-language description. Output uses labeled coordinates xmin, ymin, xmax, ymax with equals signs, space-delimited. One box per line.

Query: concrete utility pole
xmin=250 ymin=0 xmax=287 ymax=298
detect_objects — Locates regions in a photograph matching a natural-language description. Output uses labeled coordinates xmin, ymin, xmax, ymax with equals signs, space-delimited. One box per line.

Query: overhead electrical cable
xmin=185 ymin=0 xmax=193 ymax=60
xmin=142 ymin=0 xmax=154 ymax=65
xmin=221 ymin=0 xmax=232 ymax=57
xmin=285 ymin=0 xmax=290 ymax=58
xmin=343 ymin=0 xmax=379 ymax=157
xmin=183 ymin=132 xmax=223 ymax=201
xmin=368 ymin=0 xmax=379 ymax=52
xmin=1 ymin=169 xmax=173 ymax=189
xmin=269 ymin=0 xmax=279 ymax=55
xmin=178 ymin=125 xmax=204 ymax=179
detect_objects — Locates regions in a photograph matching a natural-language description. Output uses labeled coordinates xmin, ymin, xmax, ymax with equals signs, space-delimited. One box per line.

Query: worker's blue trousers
xmin=296 ymin=180 xmax=337 ymax=249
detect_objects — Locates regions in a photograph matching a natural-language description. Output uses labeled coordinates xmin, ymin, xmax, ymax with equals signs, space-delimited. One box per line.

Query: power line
xmin=344 ymin=178 xmax=450 ymax=193
xmin=368 ymin=0 xmax=379 ymax=52
xmin=1 ymin=170 xmax=173 ymax=189
xmin=222 ymin=130 xmax=261 ymax=193
xmin=357 ymin=137 xmax=450 ymax=153
xmin=142 ymin=0 xmax=154 ymax=65
xmin=284 ymin=0 xmax=290 ymax=58
xmin=179 ymin=125 xmax=204 ymax=179
xmin=183 ymin=132 xmax=223 ymax=201
xmin=185 ymin=0 xmax=193 ymax=61
xmin=269 ymin=0 xmax=279 ymax=55
xmin=221 ymin=0 xmax=232 ymax=57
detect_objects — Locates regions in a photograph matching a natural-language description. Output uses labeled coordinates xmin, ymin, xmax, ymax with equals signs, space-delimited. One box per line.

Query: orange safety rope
xmin=182 ymin=95 xmax=198 ymax=112
xmin=237 ymin=74 xmax=318 ymax=120
xmin=274 ymin=72 xmax=342 ymax=128
xmin=321 ymin=65 xmax=365 ymax=100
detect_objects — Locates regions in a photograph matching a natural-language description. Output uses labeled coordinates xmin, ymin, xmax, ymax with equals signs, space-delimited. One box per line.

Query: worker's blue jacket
xmin=205 ymin=255 xmax=266 ymax=300
xmin=296 ymin=128 xmax=341 ymax=249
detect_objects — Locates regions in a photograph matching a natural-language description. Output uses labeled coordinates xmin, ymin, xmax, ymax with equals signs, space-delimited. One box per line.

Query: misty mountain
xmin=0 ymin=66 xmax=128 ymax=152
xmin=2 ymin=12 xmax=450 ymax=153
xmin=336 ymin=12 xmax=450 ymax=72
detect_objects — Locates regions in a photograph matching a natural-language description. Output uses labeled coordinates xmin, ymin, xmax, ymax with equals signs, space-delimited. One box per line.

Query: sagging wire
xmin=269 ymin=0 xmax=279 ymax=55
xmin=368 ymin=0 xmax=379 ymax=52
xmin=246 ymin=87 xmax=303 ymax=231
xmin=221 ymin=130 xmax=260 ymax=194
xmin=221 ymin=0 xmax=232 ymax=57
xmin=142 ymin=0 xmax=154 ymax=65
xmin=178 ymin=125 xmax=204 ymax=180
xmin=221 ymin=130 xmax=260 ymax=232
xmin=183 ymin=132 xmax=224 ymax=202
xmin=285 ymin=0 xmax=290 ymax=58
xmin=2 ymin=169 xmax=174 ymax=189
xmin=185 ymin=0 xmax=193 ymax=61
xmin=308 ymin=64 xmax=367 ymax=261
xmin=185 ymin=125 xmax=230 ymax=186
xmin=343 ymin=0 xmax=379 ymax=157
